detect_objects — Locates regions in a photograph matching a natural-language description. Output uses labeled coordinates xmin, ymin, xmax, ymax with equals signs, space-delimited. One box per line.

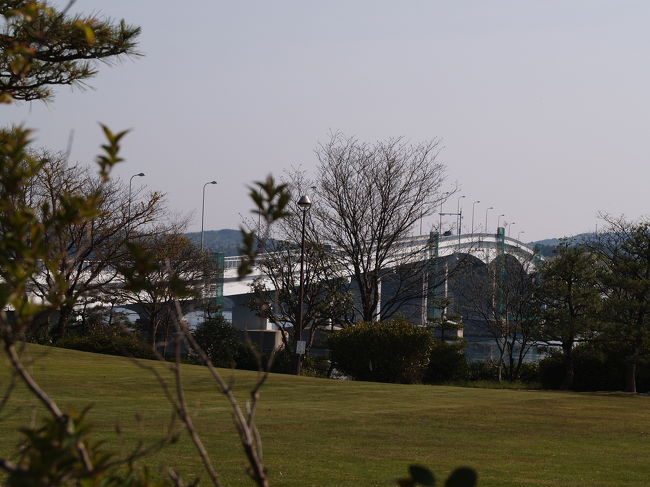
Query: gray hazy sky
xmin=3 ymin=1 xmax=650 ymax=241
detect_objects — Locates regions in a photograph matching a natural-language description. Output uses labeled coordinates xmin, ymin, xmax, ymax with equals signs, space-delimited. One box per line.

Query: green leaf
xmin=445 ymin=467 xmax=477 ymax=487
xmin=409 ymin=465 xmax=436 ymax=486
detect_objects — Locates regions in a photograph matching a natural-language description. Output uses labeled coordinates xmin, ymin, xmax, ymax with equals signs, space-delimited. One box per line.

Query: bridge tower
xmin=212 ymin=251 xmax=225 ymax=314
xmin=495 ymin=227 xmax=506 ymax=319
xmin=425 ymin=231 xmax=440 ymax=324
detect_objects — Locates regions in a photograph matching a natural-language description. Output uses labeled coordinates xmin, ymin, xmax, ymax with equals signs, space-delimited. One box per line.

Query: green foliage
xmin=247 ymin=346 xmax=330 ymax=376
xmin=55 ymin=333 xmax=157 ymax=361
xmin=96 ymin=125 xmax=129 ymax=182
xmin=465 ymin=360 xmax=499 ymax=382
xmin=6 ymin=409 xmax=166 ymax=486
xmin=0 ymin=1 xmax=140 ymax=102
xmin=537 ymin=241 xmax=601 ymax=389
xmin=538 ymin=344 xmax=650 ymax=392
xmin=517 ymin=361 xmax=540 ymax=384
xmin=192 ymin=314 xmax=242 ymax=367
xmin=424 ymin=340 xmax=468 ymax=384
xmin=329 ymin=320 xmax=433 ymax=383
xmin=590 ymin=220 xmax=650 ymax=392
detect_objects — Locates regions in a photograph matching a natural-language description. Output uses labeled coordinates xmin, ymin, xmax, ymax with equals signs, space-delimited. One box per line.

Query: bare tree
xmin=248 ymin=241 xmax=353 ymax=362
xmin=311 ymin=133 xmax=449 ymax=322
xmin=22 ymin=153 xmax=170 ymax=340
xmin=456 ymin=254 xmax=540 ymax=381
xmin=115 ymin=232 xmax=218 ymax=353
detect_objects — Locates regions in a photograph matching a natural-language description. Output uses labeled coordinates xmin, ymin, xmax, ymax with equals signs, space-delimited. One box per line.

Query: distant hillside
xmin=185 ymin=229 xmax=279 ymax=256
xmin=185 ymin=229 xmax=243 ymax=256
xmin=528 ymin=232 xmax=597 ymax=257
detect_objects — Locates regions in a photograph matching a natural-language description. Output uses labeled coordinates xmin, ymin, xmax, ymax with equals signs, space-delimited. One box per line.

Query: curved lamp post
xmin=517 ymin=230 xmax=525 ymax=243
xmin=484 ymin=206 xmax=494 ymax=233
xmin=295 ymin=194 xmax=312 ymax=375
xmin=201 ymin=180 xmax=217 ymax=250
xmin=508 ymin=222 xmax=516 ymax=237
xmin=471 ymin=200 xmax=480 ymax=236
xmin=128 ymin=172 xmax=145 ymax=227
xmin=497 ymin=214 xmax=505 ymax=231
xmin=456 ymin=195 xmax=466 ymax=235
xmin=438 ymin=191 xmax=450 ymax=232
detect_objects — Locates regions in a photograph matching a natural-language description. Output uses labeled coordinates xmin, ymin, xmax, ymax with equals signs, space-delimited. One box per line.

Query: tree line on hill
xmin=251 ymin=217 xmax=650 ymax=395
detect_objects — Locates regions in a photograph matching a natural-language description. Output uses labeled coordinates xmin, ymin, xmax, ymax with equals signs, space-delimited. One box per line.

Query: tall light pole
xmin=508 ymin=222 xmax=516 ymax=237
xmin=497 ymin=213 xmax=505 ymax=231
xmin=456 ymin=195 xmax=465 ymax=235
xmin=201 ymin=180 xmax=217 ymax=251
xmin=484 ymin=206 xmax=494 ymax=233
xmin=295 ymin=194 xmax=312 ymax=375
xmin=471 ymin=200 xmax=480 ymax=236
xmin=437 ymin=191 xmax=450 ymax=233
xmin=128 ymin=172 xmax=145 ymax=227
xmin=517 ymin=230 xmax=525 ymax=242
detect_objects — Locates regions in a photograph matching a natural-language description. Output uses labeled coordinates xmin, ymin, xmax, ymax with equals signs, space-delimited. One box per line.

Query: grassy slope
xmin=1 ymin=346 xmax=649 ymax=487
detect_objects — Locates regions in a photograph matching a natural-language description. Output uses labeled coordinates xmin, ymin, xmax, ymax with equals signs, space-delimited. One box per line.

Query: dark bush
xmin=329 ymin=320 xmax=433 ymax=383
xmin=234 ymin=344 xmax=330 ymax=377
xmin=536 ymin=344 xmax=650 ymax=391
xmin=517 ymin=361 xmax=540 ymax=384
xmin=466 ymin=360 xmax=499 ymax=381
xmin=192 ymin=315 xmax=243 ymax=367
xmin=55 ymin=333 xmax=157 ymax=360
xmin=424 ymin=340 xmax=467 ymax=383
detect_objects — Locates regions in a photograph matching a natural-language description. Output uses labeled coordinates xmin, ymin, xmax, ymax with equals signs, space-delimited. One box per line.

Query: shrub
xmin=466 ymin=360 xmax=500 ymax=381
xmin=193 ymin=315 xmax=244 ymax=367
xmin=536 ymin=344 xmax=650 ymax=391
xmin=424 ymin=340 xmax=468 ymax=383
xmin=329 ymin=320 xmax=433 ymax=383
xmin=55 ymin=333 xmax=157 ymax=360
xmin=517 ymin=361 xmax=540 ymax=384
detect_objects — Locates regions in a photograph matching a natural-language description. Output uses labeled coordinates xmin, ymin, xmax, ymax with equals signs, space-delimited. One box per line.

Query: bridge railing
xmin=222 ymin=233 xmax=538 ymax=275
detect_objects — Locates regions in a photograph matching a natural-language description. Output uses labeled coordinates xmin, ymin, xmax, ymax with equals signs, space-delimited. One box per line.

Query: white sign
xmin=296 ymin=340 xmax=306 ymax=355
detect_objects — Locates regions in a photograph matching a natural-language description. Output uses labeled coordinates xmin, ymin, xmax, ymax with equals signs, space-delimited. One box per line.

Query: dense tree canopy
xmin=1 ymin=0 xmax=140 ymax=102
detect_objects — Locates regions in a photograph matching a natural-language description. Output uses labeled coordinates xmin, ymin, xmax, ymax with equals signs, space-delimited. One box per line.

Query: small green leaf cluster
xmin=8 ymin=410 xmax=168 ymax=487
xmin=238 ymin=175 xmax=291 ymax=277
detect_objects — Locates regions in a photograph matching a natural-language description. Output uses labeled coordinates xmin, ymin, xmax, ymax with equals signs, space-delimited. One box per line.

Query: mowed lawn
xmin=1 ymin=346 xmax=649 ymax=487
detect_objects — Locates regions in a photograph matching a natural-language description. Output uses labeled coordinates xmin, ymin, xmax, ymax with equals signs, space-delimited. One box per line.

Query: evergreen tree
xmin=537 ymin=240 xmax=601 ymax=390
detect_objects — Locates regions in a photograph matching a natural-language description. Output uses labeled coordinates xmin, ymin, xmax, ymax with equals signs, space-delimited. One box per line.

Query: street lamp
xmin=201 ymin=180 xmax=217 ymax=250
xmin=296 ymin=194 xmax=312 ymax=375
xmin=438 ymin=192 xmax=449 ymax=233
xmin=456 ymin=195 xmax=465 ymax=235
xmin=484 ymin=206 xmax=494 ymax=233
xmin=517 ymin=230 xmax=525 ymax=242
xmin=497 ymin=214 xmax=505 ymax=230
xmin=508 ymin=222 xmax=516 ymax=237
xmin=471 ymin=200 xmax=480 ymax=236
xmin=128 ymin=172 xmax=145 ymax=227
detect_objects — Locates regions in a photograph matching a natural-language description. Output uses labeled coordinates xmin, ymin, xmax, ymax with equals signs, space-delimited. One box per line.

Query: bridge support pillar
xmin=211 ymin=251 xmax=225 ymax=315
xmin=422 ymin=232 xmax=440 ymax=325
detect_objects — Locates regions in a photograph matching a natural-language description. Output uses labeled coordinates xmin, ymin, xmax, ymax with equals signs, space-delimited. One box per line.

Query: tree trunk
xmin=624 ymin=360 xmax=637 ymax=393
xmin=560 ymin=349 xmax=574 ymax=391
xmin=54 ymin=304 xmax=74 ymax=340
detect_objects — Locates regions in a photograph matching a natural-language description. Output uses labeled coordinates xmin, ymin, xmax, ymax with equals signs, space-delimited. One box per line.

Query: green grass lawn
xmin=2 ymin=345 xmax=650 ymax=487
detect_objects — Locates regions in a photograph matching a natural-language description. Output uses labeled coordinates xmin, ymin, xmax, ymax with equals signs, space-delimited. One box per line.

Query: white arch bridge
xmin=215 ymin=230 xmax=540 ymax=330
